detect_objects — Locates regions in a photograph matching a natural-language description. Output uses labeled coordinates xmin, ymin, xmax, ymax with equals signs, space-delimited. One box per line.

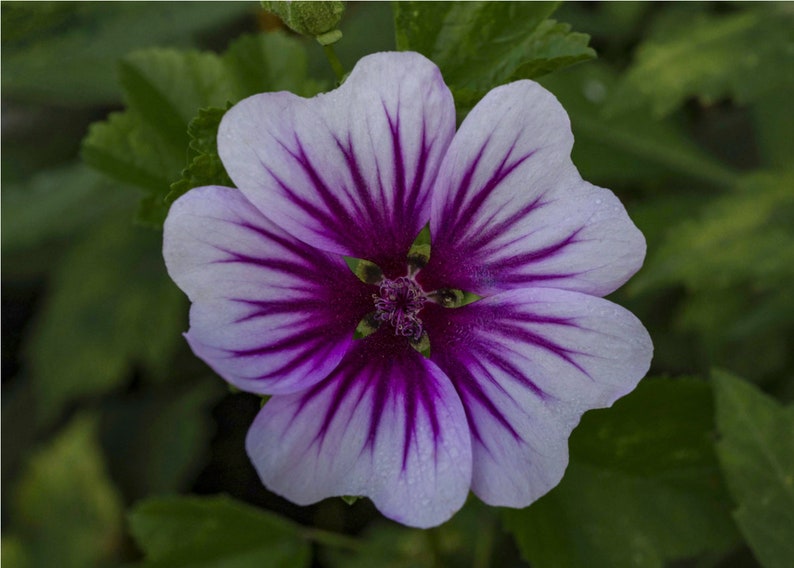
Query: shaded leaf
xmin=539 ymin=62 xmax=736 ymax=188
xmin=1 ymin=162 xmax=135 ymax=253
xmin=223 ymin=32 xmax=324 ymax=97
xmin=1 ymin=536 xmax=30 ymax=568
xmin=630 ymin=171 xmax=794 ymax=381
xmin=394 ymin=1 xmax=595 ymax=108
xmin=82 ymin=32 xmax=319 ymax=225
xmin=129 ymin=495 xmax=311 ymax=568
xmin=714 ymin=371 xmax=794 ymax=568
xmin=101 ymin=381 xmax=223 ymax=499
xmin=607 ymin=5 xmax=794 ymax=117
xmin=502 ymin=377 xmax=739 ymax=568
xmin=632 ymin=170 xmax=794 ymax=300
xmin=82 ymin=110 xmax=183 ymax=195
xmin=167 ymin=106 xmax=233 ymax=205
xmin=325 ymin=499 xmax=502 ymax=568
xmin=12 ymin=415 xmax=123 ymax=568
xmin=1 ymin=2 xmax=256 ymax=106
xmin=120 ymin=49 xmax=235 ymax=149
xmin=26 ymin=216 xmax=185 ymax=423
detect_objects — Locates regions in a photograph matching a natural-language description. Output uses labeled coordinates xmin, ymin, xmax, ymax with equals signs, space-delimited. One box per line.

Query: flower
xmin=163 ymin=51 xmax=652 ymax=528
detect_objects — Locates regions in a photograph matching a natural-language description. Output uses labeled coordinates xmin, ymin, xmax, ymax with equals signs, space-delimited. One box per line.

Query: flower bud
xmin=261 ymin=1 xmax=344 ymax=42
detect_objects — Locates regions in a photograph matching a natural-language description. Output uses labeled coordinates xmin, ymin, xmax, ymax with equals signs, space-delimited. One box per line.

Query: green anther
xmin=407 ymin=243 xmax=431 ymax=270
xmin=353 ymin=313 xmax=380 ymax=340
xmin=411 ymin=331 xmax=431 ymax=358
xmin=433 ymin=288 xmax=482 ymax=308
xmin=407 ymin=224 xmax=432 ymax=270
xmin=344 ymin=257 xmax=384 ymax=284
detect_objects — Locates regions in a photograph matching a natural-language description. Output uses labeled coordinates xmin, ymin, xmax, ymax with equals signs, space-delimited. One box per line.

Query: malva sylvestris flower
xmin=163 ymin=52 xmax=653 ymax=528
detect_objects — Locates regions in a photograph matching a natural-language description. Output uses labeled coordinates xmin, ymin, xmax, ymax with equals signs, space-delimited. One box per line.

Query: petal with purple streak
xmin=420 ymin=80 xmax=646 ymax=296
xmin=218 ymin=52 xmax=456 ymax=277
xmin=423 ymin=287 xmax=652 ymax=507
xmin=163 ymin=185 xmax=372 ymax=395
xmin=245 ymin=331 xmax=472 ymax=528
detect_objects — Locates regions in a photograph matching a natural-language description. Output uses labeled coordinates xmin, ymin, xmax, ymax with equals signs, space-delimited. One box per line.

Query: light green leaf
xmin=12 ymin=415 xmax=124 ymax=568
xmin=26 ymin=216 xmax=185 ymax=423
xmin=502 ymin=377 xmax=739 ymax=568
xmin=607 ymin=5 xmax=794 ymax=117
xmin=129 ymin=495 xmax=311 ymax=568
xmin=394 ymin=2 xmax=595 ymax=108
xmin=714 ymin=371 xmax=794 ymax=568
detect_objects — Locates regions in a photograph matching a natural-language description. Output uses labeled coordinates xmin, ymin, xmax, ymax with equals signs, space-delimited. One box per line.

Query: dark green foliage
xmin=714 ymin=371 xmax=794 ymax=568
xmin=168 ymin=106 xmax=233 ymax=205
xmin=82 ymin=32 xmax=322 ymax=225
xmin=4 ymin=2 xmax=794 ymax=567
xmin=394 ymin=1 xmax=595 ymax=108
xmin=503 ymin=378 xmax=739 ymax=567
xmin=128 ymin=495 xmax=311 ymax=567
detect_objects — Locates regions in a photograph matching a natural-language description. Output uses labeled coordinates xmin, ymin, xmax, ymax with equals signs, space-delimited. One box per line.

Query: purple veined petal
xmin=423 ymin=287 xmax=652 ymax=507
xmin=163 ymin=185 xmax=372 ymax=395
xmin=218 ymin=52 xmax=456 ymax=277
xmin=245 ymin=331 xmax=473 ymax=528
xmin=420 ymin=80 xmax=646 ymax=297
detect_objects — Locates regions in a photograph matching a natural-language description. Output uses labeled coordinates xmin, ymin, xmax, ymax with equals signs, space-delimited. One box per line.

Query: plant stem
xmin=426 ymin=526 xmax=444 ymax=568
xmin=303 ymin=527 xmax=362 ymax=551
xmin=472 ymin=513 xmax=495 ymax=568
xmin=323 ymin=43 xmax=346 ymax=82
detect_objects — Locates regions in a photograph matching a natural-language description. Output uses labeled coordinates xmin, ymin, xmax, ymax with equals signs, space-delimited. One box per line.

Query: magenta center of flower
xmin=373 ymin=277 xmax=426 ymax=341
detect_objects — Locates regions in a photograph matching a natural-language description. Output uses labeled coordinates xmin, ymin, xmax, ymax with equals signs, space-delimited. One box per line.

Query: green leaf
xmin=502 ymin=377 xmax=739 ymax=568
xmin=630 ymin=171 xmax=794 ymax=381
xmin=539 ymin=62 xmax=737 ymax=188
xmin=223 ymin=29 xmax=325 ymax=97
xmin=633 ymin=170 xmax=794 ymax=295
xmin=753 ymin=87 xmax=794 ymax=170
xmin=82 ymin=32 xmax=318 ymax=226
xmin=325 ymin=499 xmax=498 ymax=568
xmin=12 ymin=415 xmax=124 ymax=568
xmin=101 ymin=381 xmax=223 ymax=498
xmin=1 ymin=2 xmax=256 ymax=106
xmin=26 ymin=216 xmax=185 ymax=423
xmin=1 ymin=536 xmax=30 ymax=568
xmin=607 ymin=5 xmax=794 ymax=117
xmin=129 ymin=495 xmax=311 ymax=568
xmin=0 ymin=162 xmax=135 ymax=253
xmin=120 ymin=49 xmax=237 ymax=149
xmin=82 ymin=110 xmax=183 ymax=195
xmin=394 ymin=2 xmax=595 ymax=108
xmin=167 ymin=106 xmax=233 ymax=204
xmin=714 ymin=371 xmax=794 ymax=568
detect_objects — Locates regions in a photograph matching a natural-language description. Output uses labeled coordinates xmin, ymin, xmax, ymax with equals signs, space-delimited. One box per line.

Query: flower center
xmin=373 ymin=277 xmax=426 ymax=341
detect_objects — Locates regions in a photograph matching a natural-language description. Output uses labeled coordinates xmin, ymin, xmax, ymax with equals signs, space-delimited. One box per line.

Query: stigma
xmin=373 ymin=277 xmax=426 ymax=341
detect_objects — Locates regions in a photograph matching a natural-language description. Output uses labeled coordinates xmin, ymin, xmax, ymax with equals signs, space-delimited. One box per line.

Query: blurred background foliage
xmin=2 ymin=2 xmax=793 ymax=567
